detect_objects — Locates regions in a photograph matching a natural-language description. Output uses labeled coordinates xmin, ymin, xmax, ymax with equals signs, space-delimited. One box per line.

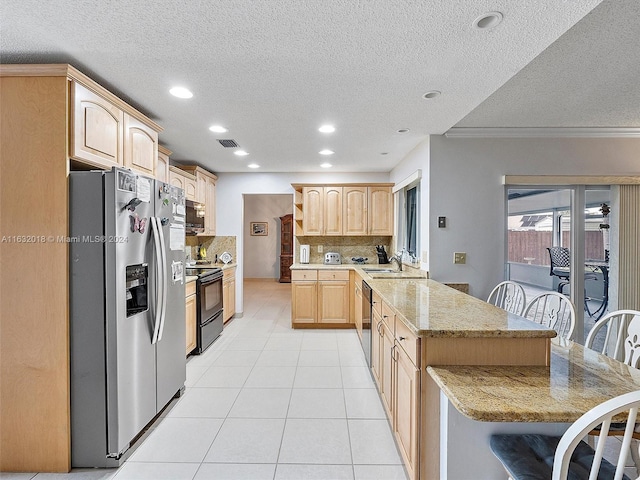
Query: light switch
xmin=453 ymin=252 xmax=466 ymax=264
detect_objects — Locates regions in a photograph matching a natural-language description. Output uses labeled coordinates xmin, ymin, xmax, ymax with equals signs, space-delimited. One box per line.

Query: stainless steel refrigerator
xmin=69 ymin=167 xmax=186 ymax=467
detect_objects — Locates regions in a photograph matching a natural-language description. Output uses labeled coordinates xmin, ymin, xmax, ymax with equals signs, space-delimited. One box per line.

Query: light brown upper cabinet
xmin=156 ymin=145 xmax=171 ymax=184
xmin=175 ymin=165 xmax=217 ymax=235
xmin=70 ymin=81 xmax=124 ymax=169
xmin=294 ymin=184 xmax=393 ymax=237
xmin=169 ymin=166 xmax=197 ymax=201
xmin=343 ymin=186 xmax=368 ymax=235
xmin=302 ymin=186 xmax=324 ymax=235
xmin=123 ymin=113 xmax=158 ymax=177
xmin=324 ymin=186 xmax=343 ymax=235
xmin=368 ymin=185 xmax=393 ymax=235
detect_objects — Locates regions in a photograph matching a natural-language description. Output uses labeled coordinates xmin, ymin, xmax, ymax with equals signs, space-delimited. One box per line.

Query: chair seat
xmin=490 ymin=434 xmax=631 ymax=480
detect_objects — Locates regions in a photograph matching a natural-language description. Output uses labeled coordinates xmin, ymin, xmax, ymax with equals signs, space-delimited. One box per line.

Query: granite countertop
xmin=427 ymin=338 xmax=640 ymax=423
xmin=290 ymin=264 xmax=554 ymax=339
xmin=185 ymin=275 xmax=198 ymax=283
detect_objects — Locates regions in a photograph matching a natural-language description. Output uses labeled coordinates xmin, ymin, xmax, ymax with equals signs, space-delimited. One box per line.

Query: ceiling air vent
xmin=218 ymin=139 xmax=239 ymax=148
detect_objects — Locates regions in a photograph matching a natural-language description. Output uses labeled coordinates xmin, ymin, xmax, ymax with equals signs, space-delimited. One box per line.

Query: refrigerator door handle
xmin=151 ymin=216 xmax=164 ymax=344
xmin=156 ymin=216 xmax=168 ymax=341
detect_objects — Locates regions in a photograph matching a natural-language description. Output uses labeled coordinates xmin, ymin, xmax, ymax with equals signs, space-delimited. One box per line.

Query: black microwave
xmin=185 ymin=199 xmax=205 ymax=235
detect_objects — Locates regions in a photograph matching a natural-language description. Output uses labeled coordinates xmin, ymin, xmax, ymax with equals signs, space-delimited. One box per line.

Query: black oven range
xmin=186 ymin=267 xmax=224 ymax=354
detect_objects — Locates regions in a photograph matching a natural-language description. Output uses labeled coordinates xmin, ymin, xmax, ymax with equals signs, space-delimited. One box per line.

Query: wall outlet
xmin=317 ymin=245 xmax=323 ymax=253
xmin=453 ymin=252 xmax=466 ymax=264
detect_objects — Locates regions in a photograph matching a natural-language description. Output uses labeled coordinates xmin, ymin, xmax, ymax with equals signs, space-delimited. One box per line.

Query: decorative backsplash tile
xmin=295 ymin=236 xmax=392 ymax=265
xmin=186 ymin=235 xmax=236 ymax=264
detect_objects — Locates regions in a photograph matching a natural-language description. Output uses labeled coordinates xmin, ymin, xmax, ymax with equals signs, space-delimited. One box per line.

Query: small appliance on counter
xmin=351 ymin=257 xmax=368 ymax=264
xmin=376 ymin=245 xmax=389 ymax=264
xmin=324 ymin=252 xmax=341 ymax=265
xmin=300 ymin=244 xmax=310 ymax=264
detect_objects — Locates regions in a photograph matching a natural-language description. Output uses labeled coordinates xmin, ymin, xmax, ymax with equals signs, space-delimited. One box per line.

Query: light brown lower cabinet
xmin=223 ymin=267 xmax=236 ymax=323
xmin=185 ymin=281 xmax=197 ymax=355
xmin=371 ymin=296 xmax=421 ymax=480
xmin=394 ymin=341 xmax=420 ymax=480
xmin=291 ymin=269 xmax=350 ymax=327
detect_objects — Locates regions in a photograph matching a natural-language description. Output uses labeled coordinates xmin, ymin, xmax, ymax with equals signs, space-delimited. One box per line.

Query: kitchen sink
xmin=362 ymin=268 xmax=395 ymax=273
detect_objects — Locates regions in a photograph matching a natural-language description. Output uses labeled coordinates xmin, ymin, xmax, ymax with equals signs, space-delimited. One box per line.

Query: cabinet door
xmin=205 ymin=176 xmax=216 ymax=235
xmin=354 ymin=281 xmax=363 ymax=339
xmin=123 ymin=113 xmax=158 ymax=177
xmin=368 ymin=186 xmax=393 ymax=235
xmin=318 ymin=281 xmax=349 ymax=323
xmin=394 ymin=346 xmax=420 ymax=480
xmin=324 ymin=186 xmax=343 ymax=235
xmin=380 ymin=323 xmax=394 ymax=419
xmin=157 ymin=150 xmax=170 ymax=183
xmin=343 ymin=186 xmax=368 ymax=235
xmin=371 ymin=310 xmax=383 ymax=388
xmin=70 ymin=82 xmax=123 ymax=168
xmin=222 ymin=279 xmax=231 ymax=323
xmin=302 ymin=187 xmax=323 ymax=235
xmin=184 ymin=176 xmax=197 ymax=202
xmin=228 ymin=277 xmax=236 ymax=318
xmin=292 ymin=281 xmax=317 ymax=324
xmin=196 ymin=174 xmax=207 ymax=205
xmin=185 ymin=294 xmax=197 ymax=355
xmin=169 ymin=171 xmax=185 ymax=190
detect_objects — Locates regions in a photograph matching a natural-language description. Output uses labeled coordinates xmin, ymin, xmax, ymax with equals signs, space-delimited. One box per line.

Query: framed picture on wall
xmin=250 ymin=222 xmax=268 ymax=236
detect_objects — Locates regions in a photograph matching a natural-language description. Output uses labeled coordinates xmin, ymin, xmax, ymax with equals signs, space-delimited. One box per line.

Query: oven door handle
xmin=150 ymin=217 xmax=163 ymax=344
xmin=156 ymin=216 xmax=168 ymax=342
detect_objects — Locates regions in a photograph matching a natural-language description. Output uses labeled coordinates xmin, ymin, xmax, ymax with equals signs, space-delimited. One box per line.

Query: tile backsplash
xmin=186 ymin=235 xmax=236 ymax=264
xmin=295 ymin=236 xmax=392 ymax=265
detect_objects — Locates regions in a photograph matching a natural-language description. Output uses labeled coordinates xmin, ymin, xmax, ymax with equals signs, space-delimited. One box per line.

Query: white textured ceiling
xmin=1 ymin=0 xmax=612 ymax=173
xmin=456 ymin=0 xmax=640 ymax=128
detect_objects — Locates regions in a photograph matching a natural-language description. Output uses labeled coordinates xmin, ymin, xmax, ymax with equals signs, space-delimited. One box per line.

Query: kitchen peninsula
xmin=291 ymin=264 xmax=556 ymax=479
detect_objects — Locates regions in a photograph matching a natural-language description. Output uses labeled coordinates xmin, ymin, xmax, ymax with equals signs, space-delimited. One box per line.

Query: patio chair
xmin=490 ymin=390 xmax=640 ymax=480
xmin=523 ymin=292 xmax=576 ymax=341
xmin=547 ymin=247 xmax=599 ymax=315
xmin=487 ymin=281 xmax=526 ymax=316
xmin=585 ymin=310 xmax=640 ymax=475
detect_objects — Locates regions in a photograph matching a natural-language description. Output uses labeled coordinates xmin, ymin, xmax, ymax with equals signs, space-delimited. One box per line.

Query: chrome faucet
xmin=389 ymin=250 xmax=404 ymax=271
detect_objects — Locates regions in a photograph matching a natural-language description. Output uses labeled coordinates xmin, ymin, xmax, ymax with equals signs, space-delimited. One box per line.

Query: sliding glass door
xmin=506 ymin=186 xmax=611 ymax=343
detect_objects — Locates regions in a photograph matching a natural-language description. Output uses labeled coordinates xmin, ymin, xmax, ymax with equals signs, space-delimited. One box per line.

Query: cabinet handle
xmin=399 ymin=336 xmax=406 ymax=341
xmin=391 ymin=344 xmax=398 ymax=362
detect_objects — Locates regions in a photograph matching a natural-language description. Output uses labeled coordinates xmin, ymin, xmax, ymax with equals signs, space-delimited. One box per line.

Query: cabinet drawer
xmin=372 ymin=290 xmax=383 ymax=318
xmin=318 ymin=270 xmax=350 ymax=281
xmin=395 ymin=319 xmax=420 ymax=367
xmin=292 ymin=269 xmax=318 ymax=281
xmin=223 ymin=267 xmax=235 ymax=280
xmin=381 ymin=301 xmax=395 ymax=331
xmin=186 ymin=281 xmax=196 ymax=297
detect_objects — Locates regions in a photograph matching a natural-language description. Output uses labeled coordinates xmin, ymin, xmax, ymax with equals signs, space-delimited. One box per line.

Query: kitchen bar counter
xmin=291 ymin=263 xmax=554 ymax=339
xmin=428 ymin=338 xmax=640 ymax=423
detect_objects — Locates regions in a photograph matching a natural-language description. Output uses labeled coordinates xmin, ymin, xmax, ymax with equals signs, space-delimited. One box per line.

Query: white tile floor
xmin=1 ymin=281 xmax=407 ymax=480
xmin=3 ymin=281 xmax=635 ymax=480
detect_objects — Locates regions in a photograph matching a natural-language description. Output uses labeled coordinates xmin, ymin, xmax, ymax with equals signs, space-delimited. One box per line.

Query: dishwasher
xmin=361 ymin=281 xmax=373 ymax=366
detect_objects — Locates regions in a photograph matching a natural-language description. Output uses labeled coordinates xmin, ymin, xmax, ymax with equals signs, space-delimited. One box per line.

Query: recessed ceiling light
xmin=169 ymin=86 xmax=193 ymax=99
xmin=209 ymin=125 xmax=228 ymax=133
xmin=473 ymin=11 xmax=503 ymax=29
xmin=248 ymin=163 xmax=260 ymax=169
xmin=423 ymin=90 xmax=441 ymax=99
xmin=234 ymin=150 xmax=249 ymax=156
xmin=319 ymin=149 xmax=334 ymax=155
xmin=318 ymin=125 xmax=336 ymax=133
xmin=320 ymin=163 xmax=332 ymax=168
xmin=397 ymin=128 xmax=410 ymax=134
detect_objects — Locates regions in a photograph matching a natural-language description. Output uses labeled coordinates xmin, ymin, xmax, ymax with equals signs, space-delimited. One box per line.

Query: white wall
xmin=390 ymin=137 xmax=430 ymax=270
xmin=428 ymin=135 xmax=640 ymax=299
xmin=243 ymin=194 xmax=292 ymax=279
xmin=216 ymin=171 xmax=390 ymax=313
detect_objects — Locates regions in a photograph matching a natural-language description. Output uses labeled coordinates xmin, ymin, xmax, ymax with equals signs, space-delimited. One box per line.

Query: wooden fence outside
xmin=508 ymin=231 xmax=605 ymax=266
